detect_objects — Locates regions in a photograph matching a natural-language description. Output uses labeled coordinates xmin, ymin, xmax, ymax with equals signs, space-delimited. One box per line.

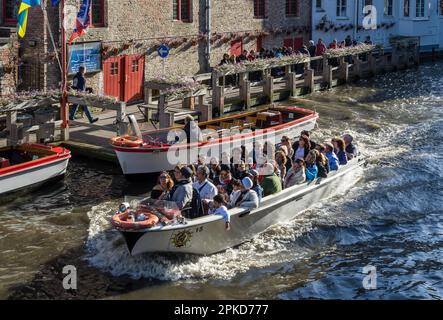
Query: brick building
xmin=1 ymin=0 xmax=312 ymax=102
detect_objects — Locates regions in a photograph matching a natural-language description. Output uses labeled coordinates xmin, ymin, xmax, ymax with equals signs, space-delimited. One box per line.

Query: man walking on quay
xmin=69 ymin=66 xmax=99 ymax=124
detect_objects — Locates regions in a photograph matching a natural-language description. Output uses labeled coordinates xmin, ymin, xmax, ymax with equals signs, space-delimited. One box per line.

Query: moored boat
xmin=113 ymin=156 xmax=365 ymax=256
xmin=0 ymin=144 xmax=71 ymax=196
xmin=110 ymin=106 xmax=318 ymax=176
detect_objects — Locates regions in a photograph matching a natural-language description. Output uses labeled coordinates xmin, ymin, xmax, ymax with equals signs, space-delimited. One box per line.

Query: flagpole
xmin=60 ymin=0 xmax=69 ymax=140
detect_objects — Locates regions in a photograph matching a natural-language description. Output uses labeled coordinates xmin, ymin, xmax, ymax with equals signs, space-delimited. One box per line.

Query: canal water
xmin=1 ymin=62 xmax=443 ymax=299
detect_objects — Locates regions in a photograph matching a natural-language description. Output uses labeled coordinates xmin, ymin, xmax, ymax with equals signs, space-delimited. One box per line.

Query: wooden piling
xmin=264 ymin=75 xmax=274 ymax=104
xmin=287 ymin=72 xmax=297 ymax=98
xmin=304 ymin=69 xmax=314 ymax=93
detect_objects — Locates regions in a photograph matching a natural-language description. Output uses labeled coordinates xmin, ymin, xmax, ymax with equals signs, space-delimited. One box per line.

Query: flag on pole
xmin=17 ymin=0 xmax=42 ymax=38
xmin=68 ymin=0 xmax=91 ymax=45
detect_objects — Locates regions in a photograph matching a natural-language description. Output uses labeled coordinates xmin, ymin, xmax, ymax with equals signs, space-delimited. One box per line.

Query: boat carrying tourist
xmin=110 ymin=106 xmax=318 ymax=176
xmin=112 ymin=156 xmax=365 ymax=256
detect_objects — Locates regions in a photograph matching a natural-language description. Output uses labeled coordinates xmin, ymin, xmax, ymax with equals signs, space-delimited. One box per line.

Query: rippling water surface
xmin=1 ymin=62 xmax=443 ymax=299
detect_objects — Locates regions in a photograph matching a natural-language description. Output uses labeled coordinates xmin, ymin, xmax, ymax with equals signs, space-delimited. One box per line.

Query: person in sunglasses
xmin=151 ymin=171 xmax=174 ymax=200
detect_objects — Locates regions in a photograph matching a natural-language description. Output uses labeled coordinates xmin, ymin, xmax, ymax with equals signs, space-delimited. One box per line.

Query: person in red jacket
xmin=329 ymin=39 xmax=338 ymax=49
xmin=316 ymin=38 xmax=327 ymax=56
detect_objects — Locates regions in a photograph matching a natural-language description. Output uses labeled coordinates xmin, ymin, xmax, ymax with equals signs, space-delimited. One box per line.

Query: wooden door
xmin=283 ymin=38 xmax=294 ymax=49
xmin=103 ymin=56 xmax=122 ymax=100
xmin=123 ymin=54 xmax=145 ymax=103
xmin=293 ymin=37 xmax=304 ymax=50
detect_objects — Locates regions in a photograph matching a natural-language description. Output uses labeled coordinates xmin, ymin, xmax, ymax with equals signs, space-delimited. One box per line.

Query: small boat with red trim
xmin=110 ymin=106 xmax=318 ymax=176
xmin=0 ymin=144 xmax=71 ymax=196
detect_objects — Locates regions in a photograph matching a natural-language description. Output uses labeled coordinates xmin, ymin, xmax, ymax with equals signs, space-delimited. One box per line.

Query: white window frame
xmin=416 ymin=0 xmax=425 ymax=17
xmin=336 ymin=0 xmax=347 ymax=17
xmin=384 ymin=0 xmax=394 ymax=16
xmin=404 ymin=0 xmax=410 ymax=17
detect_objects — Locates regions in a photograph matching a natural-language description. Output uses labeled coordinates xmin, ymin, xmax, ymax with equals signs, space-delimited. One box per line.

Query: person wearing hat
xmin=324 ymin=142 xmax=339 ymax=171
xmin=247 ymin=169 xmax=263 ymax=204
xmin=260 ymin=163 xmax=283 ymax=197
xmin=233 ymin=177 xmax=259 ymax=210
xmin=170 ymin=165 xmax=194 ymax=210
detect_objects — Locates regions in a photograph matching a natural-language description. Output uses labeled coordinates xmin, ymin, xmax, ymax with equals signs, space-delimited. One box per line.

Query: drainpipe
xmin=206 ymin=0 xmax=212 ymax=72
xmin=354 ymin=0 xmax=359 ymax=41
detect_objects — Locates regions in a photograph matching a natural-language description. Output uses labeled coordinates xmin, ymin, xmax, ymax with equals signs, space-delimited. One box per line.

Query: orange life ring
xmin=110 ymin=136 xmax=143 ymax=148
xmin=111 ymin=210 xmax=159 ymax=230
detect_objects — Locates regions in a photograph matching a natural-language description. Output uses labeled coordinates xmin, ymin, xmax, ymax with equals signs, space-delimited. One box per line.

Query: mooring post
xmin=339 ymin=58 xmax=349 ymax=83
xmin=239 ymin=72 xmax=251 ymax=109
xmin=288 ymin=72 xmax=297 ymax=98
xmin=265 ymin=74 xmax=274 ymax=104
xmin=353 ymin=55 xmax=361 ymax=78
xmin=324 ymin=65 xmax=333 ymax=88
xmin=158 ymin=94 xmax=173 ymax=129
xmin=369 ymin=54 xmax=377 ymax=76
xmin=6 ymin=111 xmax=17 ymax=146
xmin=145 ymin=87 xmax=153 ymax=104
xmin=116 ymin=102 xmax=128 ymax=136
xmin=212 ymin=71 xmax=225 ymax=115
xmin=304 ymin=68 xmax=314 ymax=93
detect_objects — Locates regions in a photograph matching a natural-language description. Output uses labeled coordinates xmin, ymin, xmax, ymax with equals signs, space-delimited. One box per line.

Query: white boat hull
xmin=120 ymin=157 xmax=365 ymax=256
xmin=0 ymin=158 xmax=69 ymax=195
xmin=114 ymin=118 xmax=317 ymax=175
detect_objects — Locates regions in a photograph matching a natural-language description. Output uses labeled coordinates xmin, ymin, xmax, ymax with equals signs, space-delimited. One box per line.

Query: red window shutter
xmin=293 ymin=37 xmax=303 ymax=50
xmin=257 ymin=36 xmax=263 ymax=52
xmin=254 ymin=0 xmax=265 ymax=18
xmin=283 ymin=38 xmax=294 ymax=49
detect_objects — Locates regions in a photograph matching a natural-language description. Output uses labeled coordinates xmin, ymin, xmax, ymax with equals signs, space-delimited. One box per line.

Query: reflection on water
xmin=1 ymin=62 xmax=443 ymax=299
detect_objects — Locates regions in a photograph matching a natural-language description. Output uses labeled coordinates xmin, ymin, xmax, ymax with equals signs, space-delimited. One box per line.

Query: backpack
xmin=170 ymin=181 xmax=205 ymax=219
xmin=186 ymin=186 xmax=205 ymax=219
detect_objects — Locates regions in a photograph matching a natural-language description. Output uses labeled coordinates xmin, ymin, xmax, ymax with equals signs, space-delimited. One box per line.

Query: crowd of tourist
xmin=218 ymin=36 xmax=374 ymax=82
xmin=219 ymin=36 xmax=374 ymax=65
xmin=150 ymin=130 xmax=359 ymax=230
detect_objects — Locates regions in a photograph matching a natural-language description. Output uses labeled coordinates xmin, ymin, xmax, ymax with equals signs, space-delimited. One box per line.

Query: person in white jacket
xmin=234 ymin=177 xmax=259 ymax=210
xmin=284 ymin=158 xmax=306 ymax=189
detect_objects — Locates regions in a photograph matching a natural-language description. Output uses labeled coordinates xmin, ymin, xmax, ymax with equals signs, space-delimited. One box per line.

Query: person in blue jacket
xmin=324 ymin=142 xmax=340 ymax=171
xmin=305 ymin=150 xmax=318 ymax=182
xmin=69 ymin=66 xmax=99 ymax=124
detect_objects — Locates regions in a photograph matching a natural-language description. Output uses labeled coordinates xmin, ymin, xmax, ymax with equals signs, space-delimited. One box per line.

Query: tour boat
xmin=0 ymin=144 xmax=71 ymax=196
xmin=113 ymin=156 xmax=365 ymax=256
xmin=110 ymin=106 xmax=318 ymax=176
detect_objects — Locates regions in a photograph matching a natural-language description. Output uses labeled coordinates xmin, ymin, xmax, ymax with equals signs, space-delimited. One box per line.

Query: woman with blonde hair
xmin=151 ymin=171 xmax=174 ymax=200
